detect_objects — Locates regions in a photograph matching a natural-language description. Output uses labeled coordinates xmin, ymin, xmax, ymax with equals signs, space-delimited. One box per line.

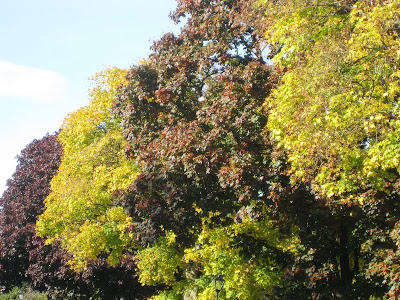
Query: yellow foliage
xmin=264 ymin=0 xmax=400 ymax=200
xmin=37 ymin=68 xmax=138 ymax=270
xmin=183 ymin=217 xmax=299 ymax=299
xmin=136 ymin=231 xmax=182 ymax=286
xmin=136 ymin=215 xmax=299 ymax=299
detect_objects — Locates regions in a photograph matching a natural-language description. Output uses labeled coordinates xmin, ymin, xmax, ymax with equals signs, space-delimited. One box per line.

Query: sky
xmin=0 ymin=0 xmax=180 ymax=194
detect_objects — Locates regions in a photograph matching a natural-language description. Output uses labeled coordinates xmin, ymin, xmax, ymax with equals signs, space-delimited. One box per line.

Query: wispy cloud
xmin=0 ymin=61 xmax=67 ymax=102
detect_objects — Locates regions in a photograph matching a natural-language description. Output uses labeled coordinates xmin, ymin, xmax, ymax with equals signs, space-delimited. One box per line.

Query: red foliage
xmin=113 ymin=0 xmax=278 ymax=247
xmin=0 ymin=134 xmax=149 ymax=298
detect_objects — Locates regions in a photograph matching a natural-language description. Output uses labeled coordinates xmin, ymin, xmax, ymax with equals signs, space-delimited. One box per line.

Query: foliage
xmin=0 ymin=132 xmax=144 ymax=299
xmin=114 ymin=0 xmax=276 ymax=243
xmin=265 ymin=0 xmax=400 ymax=200
xmin=136 ymin=215 xmax=298 ymax=300
xmin=0 ymin=134 xmax=63 ymax=288
xmin=264 ymin=0 xmax=400 ymax=298
xmin=37 ymin=68 xmax=138 ymax=270
xmin=136 ymin=231 xmax=183 ymax=286
xmin=0 ymin=284 xmax=47 ymax=300
xmin=27 ymin=238 xmax=147 ymax=299
xmin=27 ymin=0 xmax=400 ymax=299
xmin=111 ymin=0 xmax=301 ymax=297
xmin=182 ymin=216 xmax=298 ymax=299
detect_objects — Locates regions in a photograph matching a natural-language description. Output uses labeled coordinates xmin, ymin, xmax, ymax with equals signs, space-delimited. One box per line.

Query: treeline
xmin=1 ymin=0 xmax=400 ymax=299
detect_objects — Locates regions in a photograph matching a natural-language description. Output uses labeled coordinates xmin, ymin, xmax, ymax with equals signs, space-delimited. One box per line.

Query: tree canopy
xmin=37 ymin=68 xmax=138 ymax=270
xmin=0 ymin=133 xmax=148 ymax=299
xmin=4 ymin=0 xmax=398 ymax=299
xmin=266 ymin=0 xmax=400 ymax=200
xmin=264 ymin=0 xmax=400 ymax=297
xmin=111 ymin=0 xmax=301 ymax=297
xmin=0 ymin=134 xmax=62 ymax=289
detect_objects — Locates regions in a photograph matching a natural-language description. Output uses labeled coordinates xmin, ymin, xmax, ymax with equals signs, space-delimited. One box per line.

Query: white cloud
xmin=0 ymin=61 xmax=67 ymax=102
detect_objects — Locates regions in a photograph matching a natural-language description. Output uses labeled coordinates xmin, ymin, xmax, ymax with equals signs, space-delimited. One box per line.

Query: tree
xmin=35 ymin=0 xmax=400 ymax=298
xmin=27 ymin=238 xmax=149 ymax=299
xmin=33 ymin=68 xmax=152 ymax=299
xmin=37 ymin=68 xmax=138 ymax=270
xmin=135 ymin=216 xmax=298 ymax=299
xmin=0 ymin=132 xmax=145 ymax=299
xmin=114 ymin=0 xmax=275 ymax=244
xmin=112 ymin=0 xmax=300 ymax=298
xmin=0 ymin=133 xmax=63 ymax=289
xmin=264 ymin=0 xmax=400 ymax=297
xmin=265 ymin=0 xmax=400 ymax=199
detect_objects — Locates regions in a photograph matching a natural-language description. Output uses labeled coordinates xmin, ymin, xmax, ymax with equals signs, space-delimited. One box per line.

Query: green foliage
xmin=31 ymin=1 xmax=400 ymax=299
xmin=136 ymin=231 xmax=183 ymax=286
xmin=37 ymin=68 xmax=138 ymax=270
xmin=183 ymin=216 xmax=298 ymax=299
xmin=263 ymin=0 xmax=400 ymax=298
xmin=265 ymin=0 xmax=400 ymax=201
xmin=0 ymin=285 xmax=47 ymax=300
xmin=136 ymin=214 xmax=298 ymax=300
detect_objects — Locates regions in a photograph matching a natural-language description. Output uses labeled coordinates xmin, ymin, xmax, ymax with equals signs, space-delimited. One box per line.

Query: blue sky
xmin=0 ymin=0 xmax=180 ymax=193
